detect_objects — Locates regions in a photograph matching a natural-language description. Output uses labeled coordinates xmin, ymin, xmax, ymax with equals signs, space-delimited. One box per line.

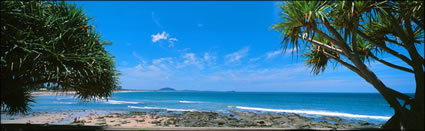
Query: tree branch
xmin=311 ymin=25 xmax=352 ymax=56
xmin=384 ymin=87 xmax=413 ymax=102
xmin=411 ymin=18 xmax=424 ymax=30
xmin=404 ymin=19 xmax=425 ymax=68
xmin=324 ymin=52 xmax=413 ymax=103
xmin=358 ymin=31 xmax=414 ymax=66
xmin=369 ymin=53 xmax=414 ymax=73
xmin=384 ymin=37 xmax=404 ymax=47
xmin=323 ymin=52 xmax=366 ymax=77
xmin=322 ymin=19 xmax=345 ymax=42
xmin=352 ymin=17 xmax=360 ymax=55
xmin=298 ymin=35 xmax=344 ymax=54
xmin=404 ymin=19 xmax=415 ymax=45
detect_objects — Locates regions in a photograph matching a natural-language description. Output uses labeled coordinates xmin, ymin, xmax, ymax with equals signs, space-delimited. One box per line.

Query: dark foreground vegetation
xmin=1 ymin=1 xmax=119 ymax=114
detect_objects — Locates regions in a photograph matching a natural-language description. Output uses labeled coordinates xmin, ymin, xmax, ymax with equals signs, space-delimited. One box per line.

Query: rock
xmin=151 ymin=120 xmax=161 ymax=124
xmin=95 ymin=122 xmax=107 ymax=126
xmin=254 ymin=120 xmax=272 ymax=127
xmin=215 ymin=119 xmax=226 ymax=125
xmin=158 ymin=114 xmax=166 ymax=118
xmin=114 ymin=124 xmax=121 ymax=126
xmin=358 ymin=121 xmax=370 ymax=125
xmin=322 ymin=116 xmax=343 ymax=122
xmin=300 ymin=124 xmax=311 ymax=128
xmin=121 ymin=121 xmax=129 ymax=124
xmin=310 ymin=121 xmax=319 ymax=125
xmin=136 ymin=119 xmax=145 ymax=122
xmin=288 ymin=116 xmax=299 ymax=120
xmin=255 ymin=120 xmax=265 ymax=124
xmin=165 ymin=119 xmax=176 ymax=125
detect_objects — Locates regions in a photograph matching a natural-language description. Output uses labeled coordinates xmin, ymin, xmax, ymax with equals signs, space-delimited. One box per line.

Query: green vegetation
xmin=273 ymin=1 xmax=423 ymax=129
xmin=159 ymin=87 xmax=176 ymax=91
xmin=1 ymin=1 xmax=119 ymax=114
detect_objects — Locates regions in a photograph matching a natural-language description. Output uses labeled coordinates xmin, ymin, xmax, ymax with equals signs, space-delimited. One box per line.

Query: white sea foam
xmin=128 ymin=106 xmax=162 ymax=109
xmin=167 ymin=108 xmax=197 ymax=112
xmin=179 ymin=100 xmax=204 ymax=104
xmin=231 ymin=106 xmax=391 ymax=120
xmin=128 ymin=106 xmax=197 ymax=112
xmin=58 ymin=102 xmax=73 ymax=104
xmin=106 ymin=100 xmax=141 ymax=104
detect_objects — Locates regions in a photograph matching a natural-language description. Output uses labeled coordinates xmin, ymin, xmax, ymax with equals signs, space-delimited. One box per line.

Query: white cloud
xmin=250 ymin=48 xmax=296 ymax=62
xmin=151 ymin=11 xmax=163 ymax=29
xmin=134 ymin=64 xmax=143 ymax=71
xmin=183 ymin=53 xmax=196 ymax=64
xmin=182 ymin=53 xmax=200 ymax=67
xmin=151 ymin=31 xmax=178 ymax=47
xmin=249 ymin=57 xmax=262 ymax=63
xmin=153 ymin=57 xmax=173 ymax=65
xmin=204 ymin=53 xmax=210 ymax=61
xmin=169 ymin=38 xmax=178 ymax=41
xmin=287 ymin=47 xmax=298 ymax=53
xmin=151 ymin=31 xmax=170 ymax=43
xmin=168 ymin=37 xmax=178 ymax=47
xmin=178 ymin=48 xmax=190 ymax=53
xmin=132 ymin=51 xmax=147 ymax=64
xmin=225 ymin=47 xmax=249 ymax=64
xmin=176 ymin=53 xmax=204 ymax=69
xmin=204 ymin=52 xmax=216 ymax=65
xmin=266 ymin=50 xmax=282 ymax=59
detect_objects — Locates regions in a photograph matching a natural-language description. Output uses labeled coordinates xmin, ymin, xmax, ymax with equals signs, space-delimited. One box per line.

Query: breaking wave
xmin=128 ymin=106 xmax=197 ymax=112
xmin=179 ymin=100 xmax=204 ymax=104
xmin=230 ymin=106 xmax=390 ymax=120
xmin=105 ymin=100 xmax=141 ymax=104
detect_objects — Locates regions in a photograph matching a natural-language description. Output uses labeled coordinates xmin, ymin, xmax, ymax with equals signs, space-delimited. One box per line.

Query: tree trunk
xmin=346 ymin=54 xmax=412 ymax=130
xmin=403 ymin=43 xmax=425 ymax=130
xmin=383 ymin=112 xmax=401 ymax=129
xmin=313 ymin=17 xmax=422 ymax=130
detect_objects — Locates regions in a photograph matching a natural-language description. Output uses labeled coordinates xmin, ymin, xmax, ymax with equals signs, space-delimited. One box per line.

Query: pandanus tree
xmin=1 ymin=1 xmax=119 ymax=114
xmin=273 ymin=1 xmax=423 ymax=129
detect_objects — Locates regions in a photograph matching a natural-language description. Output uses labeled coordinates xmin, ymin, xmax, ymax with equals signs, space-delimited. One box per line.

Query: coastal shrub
xmin=1 ymin=1 xmax=119 ymax=114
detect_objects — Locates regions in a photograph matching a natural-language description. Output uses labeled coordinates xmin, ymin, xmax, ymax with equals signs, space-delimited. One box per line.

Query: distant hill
xmin=159 ymin=87 xmax=176 ymax=91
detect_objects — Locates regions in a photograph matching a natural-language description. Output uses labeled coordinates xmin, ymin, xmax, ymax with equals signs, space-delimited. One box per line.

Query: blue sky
xmin=74 ymin=1 xmax=421 ymax=93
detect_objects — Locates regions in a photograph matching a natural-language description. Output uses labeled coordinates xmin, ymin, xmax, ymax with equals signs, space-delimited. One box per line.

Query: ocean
xmin=26 ymin=91 xmax=404 ymax=124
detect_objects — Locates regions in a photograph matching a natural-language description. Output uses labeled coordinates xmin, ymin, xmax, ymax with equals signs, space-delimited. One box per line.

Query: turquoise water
xmin=28 ymin=91 xmax=405 ymax=124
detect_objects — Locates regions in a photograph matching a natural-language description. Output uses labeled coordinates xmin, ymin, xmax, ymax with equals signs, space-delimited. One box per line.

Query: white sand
xmin=31 ymin=90 xmax=149 ymax=96
xmin=1 ymin=112 xmax=70 ymax=124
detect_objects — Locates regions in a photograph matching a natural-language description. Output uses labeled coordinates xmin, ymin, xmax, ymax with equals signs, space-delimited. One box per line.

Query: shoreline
xmin=31 ymin=90 xmax=147 ymax=96
xmin=1 ymin=110 xmax=382 ymax=129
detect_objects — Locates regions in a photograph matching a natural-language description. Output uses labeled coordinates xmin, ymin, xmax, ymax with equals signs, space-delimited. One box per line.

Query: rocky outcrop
xmin=78 ymin=111 xmax=382 ymax=129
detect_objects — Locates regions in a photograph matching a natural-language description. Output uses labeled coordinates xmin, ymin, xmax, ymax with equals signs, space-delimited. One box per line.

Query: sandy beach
xmin=30 ymin=90 xmax=147 ymax=96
